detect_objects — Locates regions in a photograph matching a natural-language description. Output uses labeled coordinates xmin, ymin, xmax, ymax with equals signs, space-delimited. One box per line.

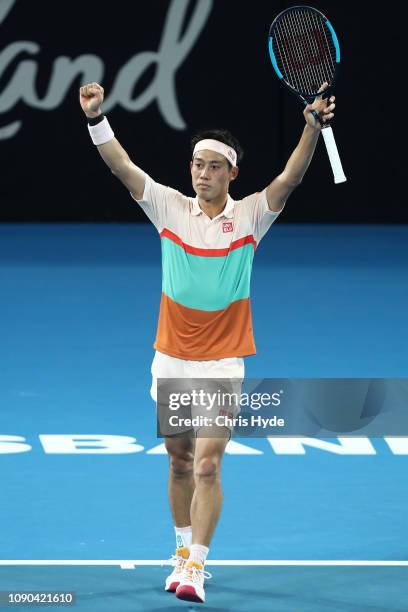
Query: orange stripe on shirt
xmin=154 ymin=292 xmax=256 ymax=361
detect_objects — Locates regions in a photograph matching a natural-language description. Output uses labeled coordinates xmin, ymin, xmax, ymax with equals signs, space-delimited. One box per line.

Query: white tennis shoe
xmin=175 ymin=560 xmax=212 ymax=603
xmin=164 ymin=546 xmax=190 ymax=592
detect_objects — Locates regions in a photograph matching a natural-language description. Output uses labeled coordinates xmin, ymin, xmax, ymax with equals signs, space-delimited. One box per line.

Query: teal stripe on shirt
xmin=161 ymin=236 xmax=255 ymax=311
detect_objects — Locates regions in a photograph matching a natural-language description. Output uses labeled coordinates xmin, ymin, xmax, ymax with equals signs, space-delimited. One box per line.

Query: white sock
xmin=174 ymin=525 xmax=192 ymax=549
xmin=189 ymin=543 xmax=209 ymax=566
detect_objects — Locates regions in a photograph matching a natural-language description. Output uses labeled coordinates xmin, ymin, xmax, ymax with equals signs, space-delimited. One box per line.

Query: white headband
xmin=193 ymin=139 xmax=237 ymax=167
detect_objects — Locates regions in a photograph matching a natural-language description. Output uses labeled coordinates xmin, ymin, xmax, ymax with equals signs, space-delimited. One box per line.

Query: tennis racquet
xmin=268 ymin=5 xmax=346 ymax=184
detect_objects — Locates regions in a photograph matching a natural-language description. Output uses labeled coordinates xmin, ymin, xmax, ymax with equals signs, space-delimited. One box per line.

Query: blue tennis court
xmin=1 ymin=223 xmax=407 ymax=610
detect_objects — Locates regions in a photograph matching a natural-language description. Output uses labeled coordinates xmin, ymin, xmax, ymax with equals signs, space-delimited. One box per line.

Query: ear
xmin=230 ymin=166 xmax=239 ymax=181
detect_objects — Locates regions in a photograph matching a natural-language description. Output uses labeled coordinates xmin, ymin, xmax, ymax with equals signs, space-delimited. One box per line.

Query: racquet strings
xmin=272 ymin=8 xmax=337 ymax=97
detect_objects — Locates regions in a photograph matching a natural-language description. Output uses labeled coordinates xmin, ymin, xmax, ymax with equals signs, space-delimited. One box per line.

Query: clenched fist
xmin=79 ymin=82 xmax=104 ymax=118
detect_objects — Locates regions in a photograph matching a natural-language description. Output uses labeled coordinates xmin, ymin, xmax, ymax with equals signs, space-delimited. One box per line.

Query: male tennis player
xmin=79 ymin=81 xmax=335 ymax=604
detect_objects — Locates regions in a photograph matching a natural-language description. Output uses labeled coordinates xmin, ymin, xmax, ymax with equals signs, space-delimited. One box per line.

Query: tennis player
xmin=79 ymin=81 xmax=335 ymax=604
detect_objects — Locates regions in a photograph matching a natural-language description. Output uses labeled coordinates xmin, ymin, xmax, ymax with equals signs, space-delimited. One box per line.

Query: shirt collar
xmin=191 ymin=194 xmax=235 ymax=219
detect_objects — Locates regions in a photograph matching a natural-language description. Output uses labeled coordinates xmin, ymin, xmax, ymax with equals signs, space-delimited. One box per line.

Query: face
xmin=190 ymin=149 xmax=238 ymax=202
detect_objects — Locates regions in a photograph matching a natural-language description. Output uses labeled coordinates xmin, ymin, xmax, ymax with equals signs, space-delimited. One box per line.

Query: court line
xmin=0 ymin=560 xmax=407 ymax=569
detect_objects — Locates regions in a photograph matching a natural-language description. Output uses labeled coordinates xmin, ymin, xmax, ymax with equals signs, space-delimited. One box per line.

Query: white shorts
xmin=150 ymin=351 xmax=245 ymax=436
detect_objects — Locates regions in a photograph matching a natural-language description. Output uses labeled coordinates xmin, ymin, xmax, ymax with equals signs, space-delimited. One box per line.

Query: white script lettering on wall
xmin=0 ymin=0 xmax=213 ymax=140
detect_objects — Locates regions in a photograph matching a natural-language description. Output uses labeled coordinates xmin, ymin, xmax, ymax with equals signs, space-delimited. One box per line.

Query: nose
xmin=199 ymin=166 xmax=209 ymax=178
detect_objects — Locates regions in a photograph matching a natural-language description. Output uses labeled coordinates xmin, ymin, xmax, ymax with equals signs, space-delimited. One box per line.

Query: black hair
xmin=190 ymin=129 xmax=244 ymax=166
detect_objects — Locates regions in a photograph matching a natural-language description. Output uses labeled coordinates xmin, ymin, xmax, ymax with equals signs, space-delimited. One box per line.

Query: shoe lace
xmin=162 ymin=553 xmax=187 ymax=571
xmin=186 ymin=564 xmax=212 ymax=582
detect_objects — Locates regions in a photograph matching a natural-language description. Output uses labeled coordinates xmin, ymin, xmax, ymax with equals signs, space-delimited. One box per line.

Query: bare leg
xmin=165 ymin=434 xmax=196 ymax=527
xmin=190 ymin=427 xmax=229 ymax=546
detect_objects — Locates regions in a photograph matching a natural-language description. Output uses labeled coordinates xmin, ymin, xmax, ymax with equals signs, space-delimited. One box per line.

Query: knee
xmin=167 ymin=444 xmax=194 ymax=477
xmin=170 ymin=455 xmax=194 ymax=477
xmin=194 ymin=456 xmax=220 ymax=482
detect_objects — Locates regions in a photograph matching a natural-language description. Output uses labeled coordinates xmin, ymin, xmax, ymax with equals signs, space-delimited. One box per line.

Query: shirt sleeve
xmin=130 ymin=174 xmax=171 ymax=233
xmin=241 ymin=189 xmax=281 ymax=244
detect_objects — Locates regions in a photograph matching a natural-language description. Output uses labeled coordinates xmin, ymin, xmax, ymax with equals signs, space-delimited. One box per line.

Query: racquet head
xmin=268 ymin=5 xmax=340 ymax=102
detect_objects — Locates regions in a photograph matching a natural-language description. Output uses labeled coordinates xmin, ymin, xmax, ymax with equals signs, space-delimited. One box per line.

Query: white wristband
xmin=88 ymin=117 xmax=114 ymax=146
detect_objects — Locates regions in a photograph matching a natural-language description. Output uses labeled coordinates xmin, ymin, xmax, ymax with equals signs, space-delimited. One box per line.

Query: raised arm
xmin=266 ymin=82 xmax=336 ymax=212
xmin=79 ymin=82 xmax=145 ymax=199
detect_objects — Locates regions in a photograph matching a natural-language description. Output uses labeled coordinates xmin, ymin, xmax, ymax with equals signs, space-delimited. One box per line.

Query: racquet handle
xmin=321 ymin=126 xmax=347 ymax=184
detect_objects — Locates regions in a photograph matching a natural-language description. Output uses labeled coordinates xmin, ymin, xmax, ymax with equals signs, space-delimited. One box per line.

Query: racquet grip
xmin=321 ymin=126 xmax=347 ymax=184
